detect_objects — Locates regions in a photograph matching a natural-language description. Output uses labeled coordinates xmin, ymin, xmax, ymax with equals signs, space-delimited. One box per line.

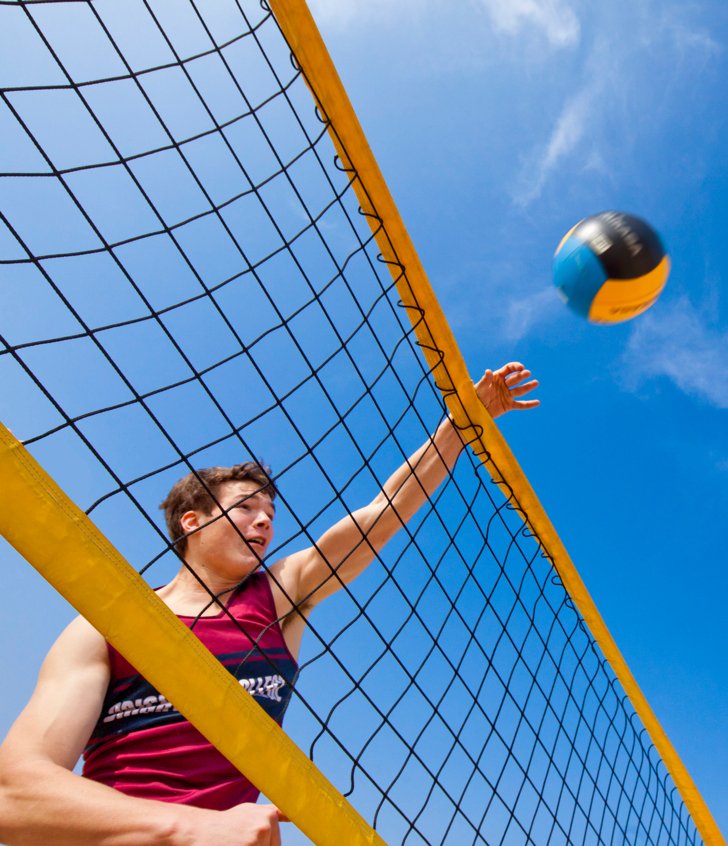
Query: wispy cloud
xmin=309 ymin=0 xmax=581 ymax=47
xmin=438 ymin=256 xmax=564 ymax=344
xmin=511 ymin=84 xmax=600 ymax=207
xmin=621 ymin=298 xmax=728 ymax=408
xmin=474 ymin=0 xmax=580 ymax=48
xmin=648 ymin=8 xmax=722 ymax=65
xmin=512 ymin=6 xmax=722 ymax=206
xmin=503 ymin=287 xmax=563 ymax=342
xmin=307 ymin=0 xmax=425 ymax=29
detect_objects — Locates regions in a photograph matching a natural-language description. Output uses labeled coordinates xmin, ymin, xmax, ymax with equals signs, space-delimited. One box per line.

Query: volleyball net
xmin=0 ymin=1 xmax=721 ymax=844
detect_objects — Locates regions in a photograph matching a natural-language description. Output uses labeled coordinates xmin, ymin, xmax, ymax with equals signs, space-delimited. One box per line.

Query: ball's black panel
xmin=573 ymin=211 xmax=665 ymax=279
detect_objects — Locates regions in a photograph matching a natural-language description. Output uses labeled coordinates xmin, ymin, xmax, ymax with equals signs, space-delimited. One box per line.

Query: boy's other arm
xmin=0 ymin=616 xmax=283 ymax=846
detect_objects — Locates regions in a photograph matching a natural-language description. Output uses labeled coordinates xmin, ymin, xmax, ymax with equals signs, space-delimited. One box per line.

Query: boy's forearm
xmin=385 ymin=416 xmax=464 ymax=504
xmin=0 ymin=758 xmax=195 ymax=846
xmin=360 ymin=415 xmax=465 ymax=542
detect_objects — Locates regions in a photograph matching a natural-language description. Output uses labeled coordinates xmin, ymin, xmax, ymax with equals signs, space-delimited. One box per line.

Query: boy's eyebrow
xmin=228 ymin=491 xmax=276 ymax=515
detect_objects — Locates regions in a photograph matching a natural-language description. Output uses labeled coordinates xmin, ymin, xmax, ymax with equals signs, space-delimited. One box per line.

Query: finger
xmin=260 ymin=808 xmax=282 ymax=846
xmin=493 ymin=361 xmax=524 ymax=378
xmin=503 ymin=368 xmax=531 ymax=385
xmin=276 ymin=810 xmax=289 ymax=824
xmin=512 ymin=398 xmax=541 ymax=409
xmin=270 ymin=819 xmax=282 ymax=846
xmin=508 ymin=379 xmax=539 ymax=397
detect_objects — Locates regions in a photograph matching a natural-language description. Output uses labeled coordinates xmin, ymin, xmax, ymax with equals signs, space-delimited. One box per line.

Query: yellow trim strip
xmin=0 ymin=423 xmax=385 ymax=846
xmin=267 ymin=2 xmax=725 ymax=843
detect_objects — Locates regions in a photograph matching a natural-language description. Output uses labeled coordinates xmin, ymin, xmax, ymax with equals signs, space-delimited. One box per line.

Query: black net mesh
xmin=0 ymin=1 xmax=702 ymax=844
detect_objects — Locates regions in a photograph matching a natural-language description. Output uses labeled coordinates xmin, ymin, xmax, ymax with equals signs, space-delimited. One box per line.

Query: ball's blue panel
xmin=553 ymin=235 xmax=607 ymax=318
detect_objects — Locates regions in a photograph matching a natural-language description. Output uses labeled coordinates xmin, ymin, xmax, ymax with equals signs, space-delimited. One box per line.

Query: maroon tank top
xmin=82 ymin=571 xmax=298 ymax=810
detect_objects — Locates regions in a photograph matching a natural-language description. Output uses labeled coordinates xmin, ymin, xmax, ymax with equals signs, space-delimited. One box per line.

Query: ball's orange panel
xmin=588 ymin=256 xmax=671 ymax=323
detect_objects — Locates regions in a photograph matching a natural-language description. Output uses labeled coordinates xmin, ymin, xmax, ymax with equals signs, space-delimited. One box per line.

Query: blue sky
xmin=0 ymin=0 xmax=726 ymax=841
xmin=302 ymin=0 xmax=728 ymax=834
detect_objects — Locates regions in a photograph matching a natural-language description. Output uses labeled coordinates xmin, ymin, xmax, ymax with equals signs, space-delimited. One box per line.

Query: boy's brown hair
xmin=160 ymin=462 xmax=276 ymax=555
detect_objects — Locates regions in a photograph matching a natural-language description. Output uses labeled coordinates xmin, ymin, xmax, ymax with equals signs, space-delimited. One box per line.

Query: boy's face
xmin=185 ymin=480 xmax=275 ymax=579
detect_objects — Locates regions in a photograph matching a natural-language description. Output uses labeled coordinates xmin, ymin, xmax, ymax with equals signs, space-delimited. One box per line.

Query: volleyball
xmin=553 ymin=211 xmax=670 ymax=324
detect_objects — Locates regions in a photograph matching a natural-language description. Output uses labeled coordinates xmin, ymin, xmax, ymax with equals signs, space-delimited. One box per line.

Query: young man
xmin=0 ymin=363 xmax=538 ymax=846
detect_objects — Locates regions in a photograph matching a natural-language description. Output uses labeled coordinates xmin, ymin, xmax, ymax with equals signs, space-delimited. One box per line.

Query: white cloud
xmin=434 ymin=255 xmax=565 ymax=344
xmin=512 ymin=84 xmax=598 ymax=206
xmin=475 ymin=0 xmax=580 ymax=48
xmin=309 ymin=0 xmax=580 ymax=47
xmin=510 ymin=6 xmax=722 ymax=207
xmin=647 ymin=8 xmax=722 ymax=64
xmin=503 ymin=287 xmax=563 ymax=342
xmin=621 ymin=298 xmax=728 ymax=408
xmin=307 ymin=0 xmax=425 ymax=29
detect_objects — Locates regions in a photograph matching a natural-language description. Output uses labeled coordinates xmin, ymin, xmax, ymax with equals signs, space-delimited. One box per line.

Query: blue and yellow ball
xmin=553 ymin=211 xmax=670 ymax=324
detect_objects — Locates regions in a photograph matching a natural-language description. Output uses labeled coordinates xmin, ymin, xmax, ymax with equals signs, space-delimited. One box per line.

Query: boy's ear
xmin=179 ymin=510 xmax=201 ymax=535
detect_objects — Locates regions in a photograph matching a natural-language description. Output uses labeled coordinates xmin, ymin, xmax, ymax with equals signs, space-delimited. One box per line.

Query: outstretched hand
xmin=475 ymin=362 xmax=540 ymax=419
